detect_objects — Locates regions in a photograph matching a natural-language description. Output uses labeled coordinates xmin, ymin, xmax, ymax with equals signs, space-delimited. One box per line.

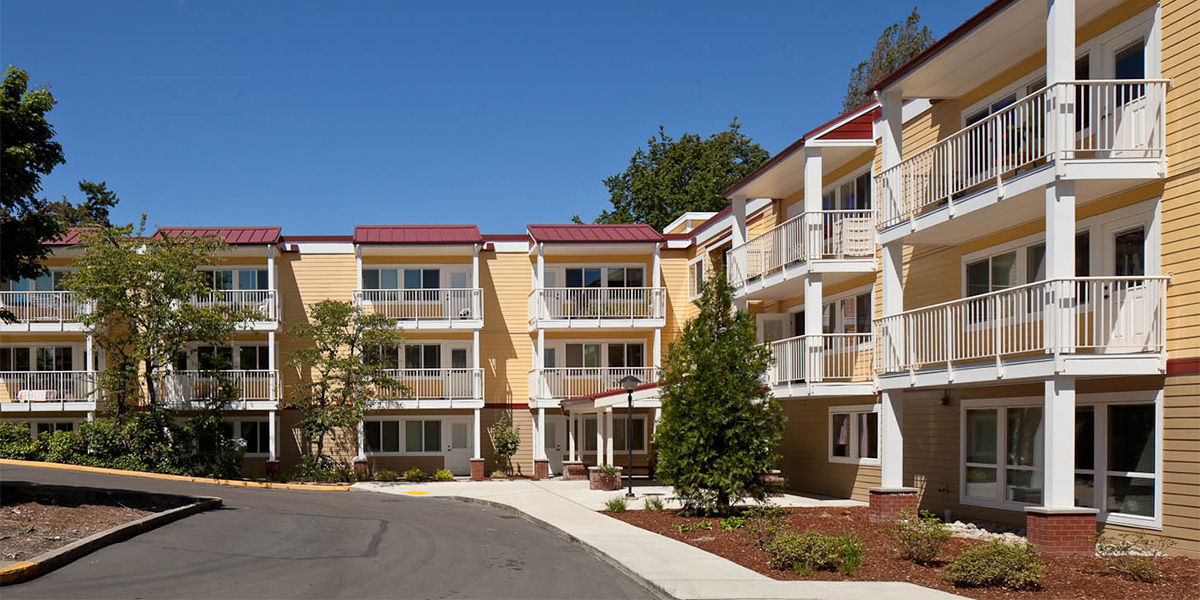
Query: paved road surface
xmin=2 ymin=463 xmax=655 ymax=599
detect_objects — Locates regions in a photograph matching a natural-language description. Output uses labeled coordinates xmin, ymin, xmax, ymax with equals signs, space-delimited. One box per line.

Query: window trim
xmin=828 ymin=404 xmax=880 ymax=466
xmin=687 ymin=255 xmax=707 ymax=300
xmin=959 ymin=390 xmax=1162 ymax=530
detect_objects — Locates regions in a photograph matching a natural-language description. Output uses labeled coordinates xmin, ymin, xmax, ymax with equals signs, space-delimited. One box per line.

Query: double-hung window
xmin=829 ymin=405 xmax=879 ymax=464
xmin=613 ymin=416 xmax=646 ymax=453
xmin=688 ymin=257 xmax=706 ymax=300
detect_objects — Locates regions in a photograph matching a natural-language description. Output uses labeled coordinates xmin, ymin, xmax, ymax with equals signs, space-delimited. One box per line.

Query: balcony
xmin=354 ymin=288 xmax=483 ymax=330
xmin=728 ymin=210 xmax=875 ymax=300
xmin=0 ymin=291 xmax=89 ymax=332
xmin=876 ymin=80 xmax=1167 ymax=245
xmin=528 ymin=288 xmax=664 ymax=330
xmin=0 ymin=371 xmax=97 ymax=412
xmin=529 ymin=367 xmax=659 ymax=403
xmin=190 ymin=290 xmax=278 ymax=327
xmin=874 ymin=276 xmax=1168 ymax=388
xmin=372 ymin=368 xmax=484 ymax=408
xmin=769 ymin=334 xmax=875 ymax=397
xmin=160 ymin=369 xmax=279 ymax=410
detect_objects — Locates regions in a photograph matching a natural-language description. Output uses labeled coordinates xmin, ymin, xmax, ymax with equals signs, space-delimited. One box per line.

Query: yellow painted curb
xmin=0 ymin=562 xmax=38 ymax=586
xmin=0 ymin=459 xmax=351 ymax=492
xmin=403 ymin=491 xmax=431 ymax=495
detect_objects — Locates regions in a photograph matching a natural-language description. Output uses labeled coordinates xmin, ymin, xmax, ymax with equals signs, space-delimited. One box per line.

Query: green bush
xmin=40 ymin=429 xmax=86 ymax=464
xmin=375 ymin=469 xmax=400 ymax=482
xmin=1095 ymin=532 xmax=1175 ymax=583
xmin=0 ymin=421 xmax=36 ymax=460
xmin=837 ymin=535 xmax=865 ymax=577
xmin=604 ymin=496 xmax=628 ymax=512
xmin=942 ymin=540 xmax=1045 ymax=590
xmin=490 ymin=469 xmax=508 ymax=479
xmin=489 ymin=417 xmax=520 ymax=475
xmin=432 ymin=469 xmax=454 ymax=481
xmin=402 ymin=467 xmax=427 ymax=482
xmin=720 ymin=515 xmax=746 ymax=531
xmin=643 ymin=496 xmax=665 ymax=511
xmin=765 ymin=531 xmax=841 ymax=573
xmin=889 ymin=508 xmax=952 ymax=564
xmin=676 ymin=520 xmax=713 ymax=533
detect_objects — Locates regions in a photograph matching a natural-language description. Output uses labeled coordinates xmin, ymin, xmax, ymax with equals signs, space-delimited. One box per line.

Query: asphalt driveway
xmin=1 ymin=463 xmax=655 ymax=599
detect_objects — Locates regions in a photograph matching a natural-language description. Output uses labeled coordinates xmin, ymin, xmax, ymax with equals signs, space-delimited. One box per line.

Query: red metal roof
xmin=527 ymin=224 xmax=664 ymax=244
xmin=155 ymin=227 xmax=281 ymax=245
xmin=46 ymin=228 xmax=87 ymax=246
xmin=353 ymin=225 xmax=483 ymax=245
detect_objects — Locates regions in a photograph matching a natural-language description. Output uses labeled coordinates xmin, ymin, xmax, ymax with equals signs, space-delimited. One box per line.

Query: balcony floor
xmin=877 ymin=352 xmax=1166 ymax=390
xmin=529 ymin=318 xmax=665 ymax=331
xmin=772 ymin=381 xmax=876 ymax=399
xmin=734 ymin=259 xmax=876 ymax=302
xmin=0 ymin=401 xmax=97 ymax=413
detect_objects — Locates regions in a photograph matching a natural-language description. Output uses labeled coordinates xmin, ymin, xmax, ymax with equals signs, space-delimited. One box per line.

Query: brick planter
xmin=1025 ymin=507 xmax=1098 ymax=555
xmin=588 ymin=466 xmax=623 ymax=491
xmin=868 ymin=487 xmax=919 ymax=522
xmin=470 ymin=459 xmax=485 ymax=481
xmin=353 ymin=459 xmax=368 ymax=479
xmin=265 ymin=460 xmax=280 ymax=481
xmin=562 ymin=461 xmax=588 ymax=481
xmin=533 ymin=459 xmax=550 ymax=481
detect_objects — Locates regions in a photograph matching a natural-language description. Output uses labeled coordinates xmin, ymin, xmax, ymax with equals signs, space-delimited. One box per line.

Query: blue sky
xmin=2 ymin=1 xmax=986 ymax=235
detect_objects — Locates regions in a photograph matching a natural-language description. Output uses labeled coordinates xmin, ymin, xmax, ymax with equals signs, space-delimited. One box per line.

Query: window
xmin=821 ymin=291 xmax=872 ymax=335
xmin=239 ymin=346 xmax=270 ymax=371
xmin=404 ymin=345 xmax=441 ymax=370
xmin=582 ymin=417 xmax=598 ymax=453
xmin=197 ymin=346 xmax=233 ymax=371
xmin=565 ymin=344 xmax=602 ymax=368
xmin=365 ymin=420 xmax=441 ymax=454
xmin=964 ymin=406 xmax=1043 ymax=504
xmin=606 ymin=267 xmax=644 ymax=288
xmin=821 ymin=172 xmax=872 ymax=211
xmin=612 ymin=416 xmax=646 ymax=452
xmin=36 ymin=347 xmax=73 ymax=371
xmin=365 ymin=421 xmax=399 ymax=453
xmin=35 ymin=422 xmax=75 ymax=438
xmin=3 ymin=270 xmax=67 ymax=292
xmin=1114 ymin=227 xmax=1145 ymax=277
xmin=829 ymin=406 xmax=879 ymax=464
xmin=234 ymin=420 xmax=270 ymax=455
xmin=1106 ymin=404 xmax=1155 ymax=517
xmin=405 ymin=420 xmax=441 ymax=453
xmin=565 ymin=268 xmax=603 ymax=289
xmin=1114 ymin=40 xmax=1145 ymax=80
xmin=688 ymin=257 xmax=706 ymax=299
xmin=0 ymin=347 xmax=32 ymax=371
xmin=606 ymin=344 xmax=644 ymax=368
xmin=966 ymin=252 xmax=1016 ymax=296
xmin=363 ymin=268 xmax=455 ymax=292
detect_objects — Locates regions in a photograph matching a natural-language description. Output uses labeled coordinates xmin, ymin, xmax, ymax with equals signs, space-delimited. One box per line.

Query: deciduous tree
xmin=841 ymin=7 xmax=934 ymax=111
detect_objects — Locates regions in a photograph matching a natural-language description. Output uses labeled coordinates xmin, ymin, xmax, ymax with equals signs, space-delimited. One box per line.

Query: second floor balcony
xmin=0 ymin=291 xmax=89 ymax=331
xmin=874 ymin=276 xmax=1168 ymax=388
xmin=160 ymin=369 xmax=279 ymax=410
xmin=528 ymin=287 xmax=664 ymax=330
xmin=876 ymin=80 xmax=1167 ymax=245
xmin=529 ymin=366 xmax=659 ymax=402
xmin=728 ymin=210 xmax=876 ymax=301
xmin=0 ymin=370 xmax=97 ymax=411
xmin=190 ymin=289 xmax=277 ymax=324
xmin=354 ymin=288 xmax=484 ymax=330
xmin=768 ymin=334 xmax=875 ymax=397
xmin=372 ymin=368 xmax=484 ymax=408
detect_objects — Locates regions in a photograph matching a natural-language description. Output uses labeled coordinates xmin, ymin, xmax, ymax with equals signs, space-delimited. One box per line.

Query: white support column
xmin=537 ymin=407 xmax=546 ymax=461
xmin=568 ymin=411 xmax=577 ymax=462
xmin=879 ymin=89 xmax=904 ymax=171
xmin=652 ymin=242 xmax=661 ymax=318
xmin=605 ymin=408 xmax=614 ymax=467
xmin=879 ymin=390 xmax=905 ymax=488
xmin=1046 ymin=0 xmax=1076 ymax=159
xmin=85 ymin=333 xmax=95 ymax=399
xmin=472 ymin=243 xmax=481 ymax=318
xmin=652 ymin=407 xmax=661 ymax=436
xmin=595 ymin=411 xmax=604 ymax=465
xmin=267 ymin=245 xmax=276 ymax=320
xmin=1043 ymin=375 xmax=1076 ymax=509
xmin=355 ymin=245 xmax=363 ymax=291
xmin=803 ymin=147 xmax=823 ymax=259
xmin=804 ymin=274 xmax=823 ymax=382
xmin=1046 ymin=181 xmax=1076 ymax=352
xmin=652 ymin=329 xmax=662 ymax=370
xmin=268 ymin=330 xmax=277 ymax=401
xmin=268 ymin=409 xmax=278 ymax=462
xmin=473 ymin=408 xmax=482 ymax=459
xmin=536 ymin=243 xmax=545 ymax=290
xmin=881 ymin=242 xmax=903 ymax=317
xmin=731 ymin=194 xmax=748 ymax=297
xmin=356 ymin=420 xmax=365 ymax=460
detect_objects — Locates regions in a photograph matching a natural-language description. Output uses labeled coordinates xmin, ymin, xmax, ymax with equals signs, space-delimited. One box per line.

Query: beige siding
xmin=777 ymin=398 xmax=880 ymax=501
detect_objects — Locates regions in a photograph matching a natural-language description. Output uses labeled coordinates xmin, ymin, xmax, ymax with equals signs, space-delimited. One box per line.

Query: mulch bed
xmin=0 ymin=491 xmax=169 ymax=562
xmin=608 ymin=506 xmax=1200 ymax=600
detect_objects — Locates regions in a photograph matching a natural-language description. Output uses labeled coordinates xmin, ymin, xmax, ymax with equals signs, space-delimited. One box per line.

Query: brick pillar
xmin=353 ymin=459 xmax=368 ymax=480
xmin=265 ymin=460 xmax=281 ymax=481
xmin=1025 ymin=507 xmax=1098 ymax=555
xmin=562 ymin=461 xmax=587 ymax=481
xmin=868 ymin=487 xmax=919 ymax=522
xmin=533 ymin=459 xmax=550 ymax=481
xmin=470 ymin=459 xmax=485 ymax=481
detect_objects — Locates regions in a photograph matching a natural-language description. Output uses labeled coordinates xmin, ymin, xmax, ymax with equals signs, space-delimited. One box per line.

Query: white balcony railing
xmin=769 ymin=334 xmax=874 ymax=386
xmin=0 ymin=371 xmax=96 ymax=404
xmin=0 ymin=291 xmax=88 ymax=324
xmin=355 ymin=288 xmax=482 ymax=322
xmin=376 ymin=368 xmax=483 ymax=401
xmin=529 ymin=367 xmax=659 ymax=400
xmin=528 ymin=288 xmax=664 ymax=322
xmin=728 ymin=210 xmax=875 ymax=287
xmin=876 ymin=80 xmax=1168 ymax=229
xmin=875 ymin=277 xmax=1168 ymax=374
xmin=160 ymin=369 xmax=279 ymax=406
xmin=190 ymin=290 xmax=277 ymax=321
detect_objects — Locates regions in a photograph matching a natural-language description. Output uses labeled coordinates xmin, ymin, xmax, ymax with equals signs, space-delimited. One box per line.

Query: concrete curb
xmin=0 ymin=459 xmax=351 ymax=491
xmin=435 ymin=494 xmax=674 ymax=600
xmin=0 ymin=495 xmax=222 ymax=586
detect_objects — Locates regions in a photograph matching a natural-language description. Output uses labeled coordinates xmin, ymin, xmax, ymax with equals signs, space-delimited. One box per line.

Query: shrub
xmin=375 ymin=469 xmax=400 ymax=482
xmin=489 ymin=417 xmax=520 ymax=475
xmin=432 ymin=469 xmax=454 ymax=482
xmin=490 ymin=469 xmax=508 ymax=479
xmin=1095 ymin=532 xmax=1176 ymax=583
xmin=604 ymin=496 xmax=628 ymax=512
xmin=597 ymin=464 xmax=619 ymax=478
xmin=41 ymin=429 xmax=86 ymax=464
xmin=889 ymin=508 xmax=952 ymax=564
xmin=765 ymin=531 xmax=841 ymax=573
xmin=720 ymin=515 xmax=746 ymax=531
xmin=644 ymin=496 xmax=665 ymax=511
xmin=943 ymin=540 xmax=1045 ymax=590
xmin=0 ymin=421 xmax=36 ymax=460
xmin=745 ymin=504 xmax=787 ymax=548
xmin=403 ymin=468 xmax=427 ymax=482
xmin=837 ymin=535 xmax=865 ymax=577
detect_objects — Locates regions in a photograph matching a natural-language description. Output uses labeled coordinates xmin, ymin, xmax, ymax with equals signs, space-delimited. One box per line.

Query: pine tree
xmin=654 ymin=269 xmax=785 ymax=515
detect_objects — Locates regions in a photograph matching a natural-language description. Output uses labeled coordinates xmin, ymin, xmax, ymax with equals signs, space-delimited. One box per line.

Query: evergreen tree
xmin=654 ymin=269 xmax=784 ymax=515
xmin=841 ymin=7 xmax=934 ymax=111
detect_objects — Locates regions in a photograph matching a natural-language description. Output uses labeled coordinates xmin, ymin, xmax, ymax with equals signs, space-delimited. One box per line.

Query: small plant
xmin=604 ymin=496 xmax=628 ymax=512
xmin=490 ymin=469 xmax=508 ymax=479
xmin=719 ymin=515 xmax=746 ymax=531
xmin=942 ymin=540 xmax=1045 ymax=590
xmin=765 ymin=531 xmax=841 ymax=573
xmin=432 ymin=469 xmax=454 ymax=481
xmin=644 ymin=496 xmax=665 ymax=511
xmin=837 ymin=535 xmax=865 ymax=577
xmin=375 ymin=469 xmax=400 ymax=482
xmin=888 ymin=508 xmax=952 ymax=564
xmin=745 ymin=504 xmax=787 ymax=548
xmin=489 ymin=417 xmax=521 ymax=476
xmin=597 ymin=464 xmax=619 ymax=478
xmin=402 ymin=467 xmax=427 ymax=482
xmin=1094 ymin=532 xmax=1176 ymax=583
xmin=676 ymin=521 xmax=714 ymax=533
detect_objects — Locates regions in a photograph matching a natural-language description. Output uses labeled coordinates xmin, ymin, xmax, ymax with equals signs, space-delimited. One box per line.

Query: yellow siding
xmin=777 ymin=397 xmax=881 ymax=501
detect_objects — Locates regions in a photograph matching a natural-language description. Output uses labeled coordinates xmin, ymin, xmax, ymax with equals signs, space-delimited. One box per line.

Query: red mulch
xmin=1 ymin=500 xmax=155 ymax=562
xmin=608 ymin=506 xmax=1200 ymax=600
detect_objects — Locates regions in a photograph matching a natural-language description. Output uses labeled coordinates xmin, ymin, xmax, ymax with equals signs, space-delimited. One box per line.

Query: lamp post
xmin=619 ymin=375 xmax=641 ymax=499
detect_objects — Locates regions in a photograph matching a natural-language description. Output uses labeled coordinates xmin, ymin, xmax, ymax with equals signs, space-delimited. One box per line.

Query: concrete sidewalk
xmin=354 ymin=479 xmax=963 ymax=600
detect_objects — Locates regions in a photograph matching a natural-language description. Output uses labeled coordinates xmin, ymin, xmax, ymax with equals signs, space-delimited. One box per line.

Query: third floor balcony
xmin=354 ymin=288 xmax=484 ymax=330
xmin=0 ymin=291 xmax=89 ymax=332
xmin=528 ymin=287 xmax=664 ymax=330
